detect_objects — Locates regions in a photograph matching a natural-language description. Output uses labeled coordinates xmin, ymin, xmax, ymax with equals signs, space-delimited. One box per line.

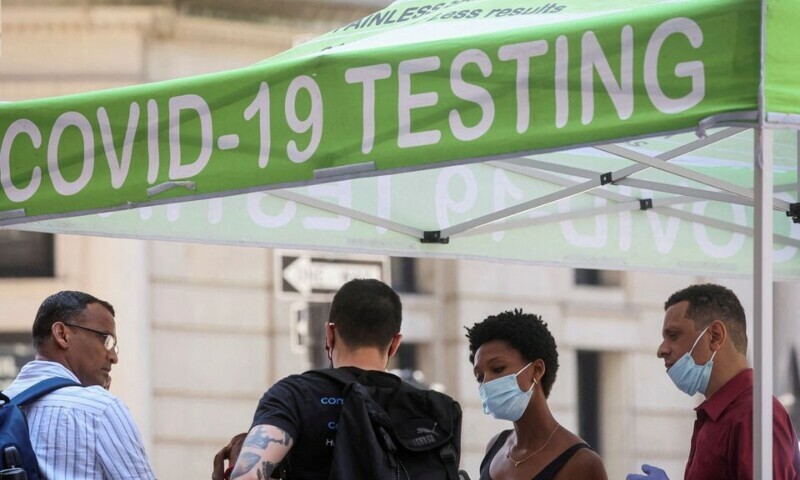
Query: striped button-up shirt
xmin=3 ymin=360 xmax=156 ymax=480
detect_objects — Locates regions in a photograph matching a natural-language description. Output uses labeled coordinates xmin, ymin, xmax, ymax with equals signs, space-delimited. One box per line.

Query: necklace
xmin=505 ymin=423 xmax=560 ymax=467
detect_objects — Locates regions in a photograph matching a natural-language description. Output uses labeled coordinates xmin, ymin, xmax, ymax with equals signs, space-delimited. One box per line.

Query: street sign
xmin=276 ymin=250 xmax=389 ymax=298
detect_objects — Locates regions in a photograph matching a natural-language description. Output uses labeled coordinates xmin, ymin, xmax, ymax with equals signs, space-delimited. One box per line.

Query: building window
xmin=391 ymin=257 xmax=418 ymax=293
xmin=577 ymin=350 xmax=602 ymax=453
xmin=391 ymin=257 xmax=435 ymax=294
xmin=574 ymin=268 xmax=621 ymax=287
xmin=0 ymin=231 xmax=55 ymax=277
xmin=0 ymin=333 xmax=35 ymax=390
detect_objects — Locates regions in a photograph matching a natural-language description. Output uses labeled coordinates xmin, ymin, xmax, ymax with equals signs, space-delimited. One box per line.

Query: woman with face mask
xmin=466 ymin=309 xmax=608 ymax=480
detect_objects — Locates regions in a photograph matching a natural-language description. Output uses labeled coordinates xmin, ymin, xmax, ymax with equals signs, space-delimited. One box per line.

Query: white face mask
xmin=478 ymin=362 xmax=534 ymax=421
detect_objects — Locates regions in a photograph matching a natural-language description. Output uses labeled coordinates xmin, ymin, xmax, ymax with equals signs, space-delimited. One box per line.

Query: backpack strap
xmin=9 ymin=377 xmax=82 ymax=407
xmin=439 ymin=444 xmax=459 ymax=480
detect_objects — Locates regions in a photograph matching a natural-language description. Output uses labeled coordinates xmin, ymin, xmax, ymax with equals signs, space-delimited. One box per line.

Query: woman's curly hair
xmin=465 ymin=309 xmax=559 ymax=397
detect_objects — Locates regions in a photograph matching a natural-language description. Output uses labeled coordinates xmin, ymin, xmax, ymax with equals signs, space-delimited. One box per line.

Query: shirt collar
xmin=696 ymin=368 xmax=752 ymax=421
xmin=18 ymin=360 xmax=81 ymax=384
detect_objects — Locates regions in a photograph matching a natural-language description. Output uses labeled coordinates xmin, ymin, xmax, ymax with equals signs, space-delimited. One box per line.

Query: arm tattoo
xmin=230 ymin=453 xmax=261 ymax=478
xmin=244 ymin=427 xmax=292 ymax=450
xmin=230 ymin=426 xmax=292 ymax=479
xmin=256 ymin=461 xmax=278 ymax=480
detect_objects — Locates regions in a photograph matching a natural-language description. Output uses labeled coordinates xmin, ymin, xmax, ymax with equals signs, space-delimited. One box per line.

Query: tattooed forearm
xmin=230 ymin=453 xmax=261 ymax=478
xmin=244 ymin=427 xmax=292 ymax=450
xmin=256 ymin=461 xmax=278 ymax=480
xmin=230 ymin=426 xmax=293 ymax=479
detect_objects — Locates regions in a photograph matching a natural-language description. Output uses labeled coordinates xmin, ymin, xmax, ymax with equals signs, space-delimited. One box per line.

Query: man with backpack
xmin=213 ymin=278 xmax=462 ymax=480
xmin=1 ymin=291 xmax=156 ymax=479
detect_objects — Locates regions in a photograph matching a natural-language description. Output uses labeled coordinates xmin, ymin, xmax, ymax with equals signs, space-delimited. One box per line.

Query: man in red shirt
xmin=628 ymin=283 xmax=800 ymax=480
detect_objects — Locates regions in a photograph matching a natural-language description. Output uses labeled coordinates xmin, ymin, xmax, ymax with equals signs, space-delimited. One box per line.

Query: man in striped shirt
xmin=3 ymin=291 xmax=156 ymax=479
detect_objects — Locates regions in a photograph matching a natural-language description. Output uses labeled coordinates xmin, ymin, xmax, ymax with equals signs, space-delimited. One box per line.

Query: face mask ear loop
xmin=689 ymin=325 xmax=712 ymax=355
xmin=515 ymin=362 xmax=533 ymax=376
xmin=709 ymin=350 xmax=718 ymax=362
xmin=513 ymin=362 xmax=535 ymax=393
xmin=526 ymin=377 xmax=537 ymax=393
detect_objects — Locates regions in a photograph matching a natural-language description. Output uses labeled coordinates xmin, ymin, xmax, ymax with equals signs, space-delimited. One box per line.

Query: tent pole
xmin=754 ymin=126 xmax=774 ymax=479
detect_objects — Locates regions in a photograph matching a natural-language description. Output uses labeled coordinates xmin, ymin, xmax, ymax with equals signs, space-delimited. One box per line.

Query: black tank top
xmin=479 ymin=430 xmax=592 ymax=480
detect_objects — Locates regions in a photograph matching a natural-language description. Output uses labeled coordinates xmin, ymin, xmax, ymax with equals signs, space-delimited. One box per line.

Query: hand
xmin=627 ymin=464 xmax=669 ymax=480
xmin=212 ymin=432 xmax=247 ymax=480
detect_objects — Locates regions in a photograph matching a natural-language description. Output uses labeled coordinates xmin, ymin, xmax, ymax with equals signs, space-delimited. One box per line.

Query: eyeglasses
xmin=63 ymin=323 xmax=119 ymax=354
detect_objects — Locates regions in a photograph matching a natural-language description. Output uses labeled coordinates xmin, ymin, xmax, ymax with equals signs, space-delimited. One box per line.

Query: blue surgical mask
xmin=667 ymin=326 xmax=717 ymax=396
xmin=479 ymin=362 xmax=534 ymax=421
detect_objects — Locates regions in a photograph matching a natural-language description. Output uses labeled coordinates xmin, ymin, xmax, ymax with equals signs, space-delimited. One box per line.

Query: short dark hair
xmin=465 ymin=309 xmax=559 ymax=398
xmin=664 ymin=283 xmax=747 ymax=354
xmin=32 ymin=291 xmax=115 ymax=350
xmin=329 ymin=279 xmax=402 ymax=350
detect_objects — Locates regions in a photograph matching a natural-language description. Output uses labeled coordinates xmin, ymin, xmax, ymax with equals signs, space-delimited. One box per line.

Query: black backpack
xmin=311 ymin=368 xmax=462 ymax=480
xmin=0 ymin=377 xmax=82 ymax=480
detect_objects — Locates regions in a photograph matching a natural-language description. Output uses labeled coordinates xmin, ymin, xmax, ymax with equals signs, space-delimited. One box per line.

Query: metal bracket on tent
xmin=0 ymin=208 xmax=26 ymax=221
xmin=787 ymin=203 xmax=800 ymax=224
xmin=600 ymin=172 xmax=613 ymax=185
xmin=639 ymin=199 xmax=653 ymax=211
xmin=147 ymin=181 xmax=197 ymax=197
xmin=421 ymin=230 xmax=449 ymax=244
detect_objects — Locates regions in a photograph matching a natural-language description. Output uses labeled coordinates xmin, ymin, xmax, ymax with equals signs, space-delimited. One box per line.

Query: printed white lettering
xmin=554 ymin=35 xmax=569 ymax=128
xmin=647 ymin=207 xmax=682 ymax=254
xmin=645 ymin=18 xmax=705 ymax=114
xmin=492 ymin=169 xmax=523 ymax=241
xmin=286 ymin=75 xmax=323 ymax=163
xmin=48 ymin=112 xmax=95 ymax=196
xmin=449 ymin=49 xmax=495 ymax=141
xmin=97 ymin=103 xmax=140 ymax=189
xmin=558 ymin=196 xmax=608 ymax=248
xmin=498 ymin=40 xmax=548 ymax=133
xmin=303 ymin=182 xmax=352 ymax=231
xmin=398 ymin=56 xmax=441 ymax=148
xmin=247 ymin=192 xmax=297 ymax=227
xmin=147 ymin=100 xmax=160 ymax=184
xmin=346 ymin=64 xmax=392 ymax=154
xmin=376 ymin=176 xmax=391 ymax=234
xmin=208 ymin=198 xmax=224 ymax=224
xmin=436 ymin=166 xmax=477 ymax=229
xmin=168 ymin=94 xmax=212 ymax=180
xmin=0 ymin=119 xmax=42 ymax=203
xmin=692 ymin=202 xmax=746 ymax=258
xmin=581 ymin=25 xmax=634 ymax=124
xmin=244 ymin=82 xmax=272 ymax=168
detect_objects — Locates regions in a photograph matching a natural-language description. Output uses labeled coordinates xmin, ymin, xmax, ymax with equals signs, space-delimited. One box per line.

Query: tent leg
xmin=754 ymin=126 xmax=774 ymax=480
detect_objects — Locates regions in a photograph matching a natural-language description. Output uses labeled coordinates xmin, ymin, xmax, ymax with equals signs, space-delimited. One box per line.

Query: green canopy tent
xmin=1 ymin=0 xmax=798 ymax=476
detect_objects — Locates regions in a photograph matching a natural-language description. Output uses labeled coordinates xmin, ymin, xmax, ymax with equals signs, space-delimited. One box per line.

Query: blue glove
xmin=626 ymin=464 xmax=670 ymax=480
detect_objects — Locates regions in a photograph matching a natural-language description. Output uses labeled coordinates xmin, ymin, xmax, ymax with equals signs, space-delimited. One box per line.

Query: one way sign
xmin=277 ymin=251 xmax=388 ymax=297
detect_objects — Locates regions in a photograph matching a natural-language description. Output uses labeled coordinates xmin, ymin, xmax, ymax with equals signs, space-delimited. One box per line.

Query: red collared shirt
xmin=685 ymin=369 xmax=800 ymax=480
